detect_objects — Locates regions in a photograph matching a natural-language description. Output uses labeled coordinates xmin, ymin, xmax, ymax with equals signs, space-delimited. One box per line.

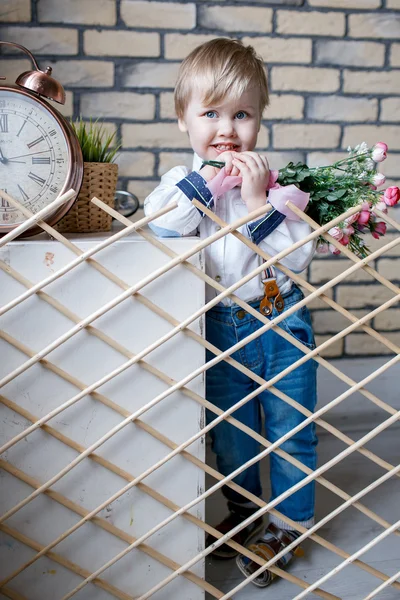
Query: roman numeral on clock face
xmin=32 ymin=157 xmax=51 ymax=165
xmin=0 ymin=114 xmax=8 ymax=133
xmin=18 ymin=185 xmax=29 ymax=202
xmin=28 ymin=172 xmax=46 ymax=186
xmin=27 ymin=136 xmax=44 ymax=149
xmin=17 ymin=120 xmax=27 ymax=137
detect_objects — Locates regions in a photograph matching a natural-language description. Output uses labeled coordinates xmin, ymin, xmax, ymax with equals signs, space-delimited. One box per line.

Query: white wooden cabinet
xmin=0 ymin=232 xmax=206 ymax=600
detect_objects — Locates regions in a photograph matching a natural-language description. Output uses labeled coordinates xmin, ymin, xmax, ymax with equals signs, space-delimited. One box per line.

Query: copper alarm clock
xmin=0 ymin=41 xmax=83 ymax=236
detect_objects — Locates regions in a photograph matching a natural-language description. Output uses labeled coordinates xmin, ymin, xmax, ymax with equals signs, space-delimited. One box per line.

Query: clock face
xmin=0 ymin=88 xmax=71 ymax=227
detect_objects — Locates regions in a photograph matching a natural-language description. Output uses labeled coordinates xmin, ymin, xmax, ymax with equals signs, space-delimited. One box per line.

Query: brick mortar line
xmin=3 ymin=55 xmax=400 ymax=70
xmin=1 ymin=27 xmax=400 ymax=43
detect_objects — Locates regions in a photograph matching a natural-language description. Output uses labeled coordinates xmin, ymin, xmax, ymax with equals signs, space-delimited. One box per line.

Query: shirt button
xmin=215 ymin=275 xmax=221 ymax=282
xmin=237 ymin=310 xmax=246 ymax=319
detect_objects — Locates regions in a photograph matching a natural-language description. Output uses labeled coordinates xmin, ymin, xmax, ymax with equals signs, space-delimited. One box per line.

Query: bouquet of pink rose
xmin=269 ymin=142 xmax=399 ymax=258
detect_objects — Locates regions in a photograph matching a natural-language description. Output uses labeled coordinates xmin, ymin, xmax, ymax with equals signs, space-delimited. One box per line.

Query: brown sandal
xmin=236 ymin=523 xmax=304 ymax=587
xmin=206 ymin=509 xmax=264 ymax=559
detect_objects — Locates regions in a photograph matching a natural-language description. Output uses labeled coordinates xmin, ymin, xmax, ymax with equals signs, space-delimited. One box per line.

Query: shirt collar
xmin=192 ymin=153 xmax=203 ymax=172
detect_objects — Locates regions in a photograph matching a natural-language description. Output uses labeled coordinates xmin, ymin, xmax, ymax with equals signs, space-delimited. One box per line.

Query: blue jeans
xmin=206 ymin=285 xmax=318 ymax=526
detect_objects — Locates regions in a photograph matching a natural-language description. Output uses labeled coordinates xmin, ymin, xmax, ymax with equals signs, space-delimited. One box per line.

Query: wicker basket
xmin=55 ymin=162 xmax=118 ymax=233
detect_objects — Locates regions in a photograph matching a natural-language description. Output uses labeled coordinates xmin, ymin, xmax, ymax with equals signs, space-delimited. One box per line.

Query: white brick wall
xmin=315 ymin=40 xmax=385 ymax=67
xmin=273 ymin=124 xmax=341 ymax=149
xmin=199 ymin=6 xmax=273 ymax=32
xmin=309 ymin=0 xmax=380 ymax=7
xmin=2 ymin=0 xmax=399 ymax=357
xmin=84 ymin=31 xmax=160 ymax=57
xmin=121 ymin=1 xmax=195 ymax=29
xmin=242 ymin=36 xmax=312 ymax=64
xmin=37 ymin=0 xmax=116 ymax=25
xmin=349 ymin=12 xmax=400 ymax=38
xmin=0 ymin=0 xmax=30 ymax=22
xmin=277 ymin=10 xmax=345 ymax=36
xmin=343 ymin=70 xmax=400 ymax=94
xmin=307 ymin=96 xmax=378 ymax=122
xmin=271 ymin=67 xmax=340 ymax=92
xmin=0 ymin=26 xmax=78 ymax=54
xmin=80 ymin=92 xmax=155 ymax=120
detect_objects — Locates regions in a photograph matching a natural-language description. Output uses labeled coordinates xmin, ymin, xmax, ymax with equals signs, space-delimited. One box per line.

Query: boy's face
xmin=178 ymin=87 xmax=261 ymax=161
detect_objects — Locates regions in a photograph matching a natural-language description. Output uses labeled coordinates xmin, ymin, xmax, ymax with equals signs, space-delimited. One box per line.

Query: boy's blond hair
xmin=174 ymin=38 xmax=269 ymax=120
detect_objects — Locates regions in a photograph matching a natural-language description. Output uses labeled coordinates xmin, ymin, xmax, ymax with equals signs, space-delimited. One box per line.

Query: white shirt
xmin=144 ymin=153 xmax=315 ymax=306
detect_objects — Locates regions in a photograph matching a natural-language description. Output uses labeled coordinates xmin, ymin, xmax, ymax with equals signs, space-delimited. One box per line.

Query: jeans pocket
xmin=279 ymin=306 xmax=316 ymax=350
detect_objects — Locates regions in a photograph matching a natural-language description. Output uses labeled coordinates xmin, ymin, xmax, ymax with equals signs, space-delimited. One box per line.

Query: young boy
xmin=144 ymin=38 xmax=317 ymax=587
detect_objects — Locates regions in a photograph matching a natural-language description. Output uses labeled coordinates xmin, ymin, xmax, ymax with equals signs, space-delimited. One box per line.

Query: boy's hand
xmin=200 ymin=150 xmax=241 ymax=182
xmin=232 ymin=152 xmax=270 ymax=213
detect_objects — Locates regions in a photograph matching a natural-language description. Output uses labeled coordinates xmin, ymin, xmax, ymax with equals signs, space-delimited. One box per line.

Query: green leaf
xmin=69 ymin=117 xmax=121 ymax=163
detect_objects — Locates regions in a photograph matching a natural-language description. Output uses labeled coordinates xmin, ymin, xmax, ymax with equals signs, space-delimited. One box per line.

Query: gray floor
xmin=205 ymin=357 xmax=400 ymax=600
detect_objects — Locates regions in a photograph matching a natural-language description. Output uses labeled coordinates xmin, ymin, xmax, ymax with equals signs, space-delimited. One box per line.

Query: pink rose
xmin=329 ymin=244 xmax=341 ymax=255
xmin=340 ymin=234 xmax=350 ymax=246
xmin=371 ymin=172 xmax=386 ymax=187
xmin=317 ymin=241 xmax=329 ymax=254
xmin=345 ymin=213 xmax=360 ymax=226
xmin=372 ymin=142 xmax=388 ymax=162
xmin=328 ymin=226 xmax=343 ymax=241
xmin=358 ymin=210 xmax=371 ymax=225
xmin=372 ymin=221 xmax=387 ymax=239
xmin=342 ymin=225 xmax=355 ymax=236
xmin=373 ymin=200 xmax=388 ymax=214
xmin=383 ymin=186 xmax=400 ymax=207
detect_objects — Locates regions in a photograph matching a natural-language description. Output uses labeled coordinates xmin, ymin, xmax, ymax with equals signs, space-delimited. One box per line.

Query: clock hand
xmin=6 ymin=159 xmax=26 ymax=164
xmin=6 ymin=150 xmax=50 ymax=161
xmin=0 ymin=145 xmax=7 ymax=164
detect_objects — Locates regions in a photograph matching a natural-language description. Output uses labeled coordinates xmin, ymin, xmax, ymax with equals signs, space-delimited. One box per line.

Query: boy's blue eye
xmin=235 ymin=111 xmax=247 ymax=120
xmin=205 ymin=111 xmax=217 ymax=118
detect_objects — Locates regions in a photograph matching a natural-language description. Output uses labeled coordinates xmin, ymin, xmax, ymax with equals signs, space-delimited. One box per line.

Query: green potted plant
xmin=55 ymin=118 xmax=121 ymax=233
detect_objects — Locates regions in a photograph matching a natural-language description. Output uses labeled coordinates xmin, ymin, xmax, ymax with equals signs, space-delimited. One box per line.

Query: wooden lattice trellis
xmin=0 ymin=187 xmax=399 ymax=600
